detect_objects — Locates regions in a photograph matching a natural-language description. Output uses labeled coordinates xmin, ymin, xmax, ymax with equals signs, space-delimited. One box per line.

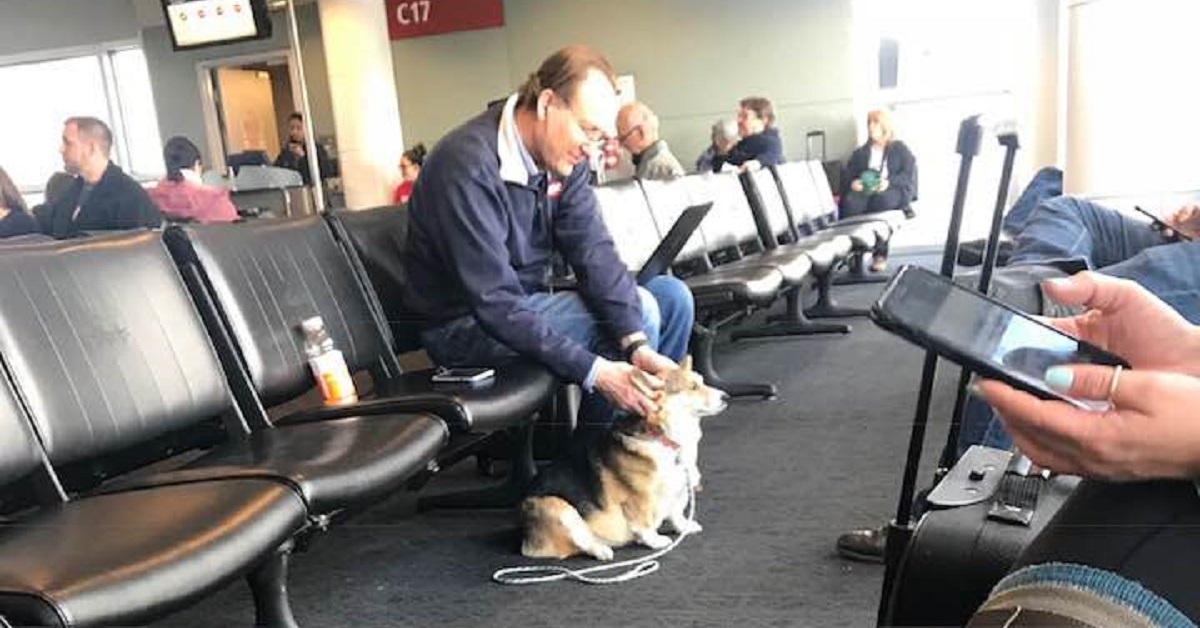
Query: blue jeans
xmin=1001 ymin=166 xmax=1062 ymax=236
xmin=958 ymin=196 xmax=1200 ymax=457
xmin=1010 ymin=196 xmax=1200 ymax=322
xmin=420 ymin=275 xmax=694 ymax=427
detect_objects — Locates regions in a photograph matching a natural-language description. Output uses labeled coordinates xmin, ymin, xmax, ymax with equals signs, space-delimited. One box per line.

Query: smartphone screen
xmin=874 ymin=266 xmax=1127 ymax=403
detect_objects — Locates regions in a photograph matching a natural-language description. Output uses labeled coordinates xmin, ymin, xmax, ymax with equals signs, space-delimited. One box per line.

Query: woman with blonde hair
xmin=839 ymin=109 xmax=918 ymax=271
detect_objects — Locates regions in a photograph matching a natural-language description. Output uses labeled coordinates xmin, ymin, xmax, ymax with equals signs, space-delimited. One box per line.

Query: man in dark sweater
xmin=714 ymin=96 xmax=785 ymax=171
xmin=274 ymin=112 xmax=334 ymax=186
xmin=35 ymin=117 xmax=161 ymax=239
xmin=404 ymin=45 xmax=694 ymax=427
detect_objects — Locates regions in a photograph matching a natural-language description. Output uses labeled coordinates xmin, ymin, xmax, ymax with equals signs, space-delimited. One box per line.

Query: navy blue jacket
xmin=403 ymin=104 xmax=642 ymax=383
xmin=841 ymin=139 xmax=918 ymax=204
xmin=0 ymin=209 xmax=37 ymax=239
xmin=716 ymin=127 xmax=784 ymax=170
xmin=34 ymin=163 xmax=161 ymax=239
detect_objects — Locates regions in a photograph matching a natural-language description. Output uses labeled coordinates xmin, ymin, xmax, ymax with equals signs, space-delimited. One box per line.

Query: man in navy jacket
xmin=404 ymin=46 xmax=694 ymax=426
xmin=35 ymin=117 xmax=161 ymax=239
xmin=713 ymin=96 xmax=784 ymax=172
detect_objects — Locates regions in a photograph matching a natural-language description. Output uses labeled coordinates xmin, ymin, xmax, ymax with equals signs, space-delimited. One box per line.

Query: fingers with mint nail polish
xmin=1043 ymin=366 xmax=1074 ymax=393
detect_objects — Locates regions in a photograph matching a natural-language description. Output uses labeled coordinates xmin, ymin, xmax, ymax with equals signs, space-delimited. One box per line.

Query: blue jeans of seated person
xmin=420 ymin=275 xmax=694 ymax=428
xmin=1001 ymin=166 xmax=1062 ymax=236
xmin=1010 ymin=195 xmax=1200 ymax=322
xmin=957 ymin=196 xmax=1200 ymax=458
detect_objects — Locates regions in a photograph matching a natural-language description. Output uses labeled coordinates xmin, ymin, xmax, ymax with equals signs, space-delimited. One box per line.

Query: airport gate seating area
xmin=0 ymin=160 xmax=909 ymax=626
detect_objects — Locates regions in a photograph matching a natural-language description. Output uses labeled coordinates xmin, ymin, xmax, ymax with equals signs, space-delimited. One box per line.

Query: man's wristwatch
xmin=620 ymin=332 xmax=649 ymax=363
xmin=624 ymin=338 xmax=650 ymax=362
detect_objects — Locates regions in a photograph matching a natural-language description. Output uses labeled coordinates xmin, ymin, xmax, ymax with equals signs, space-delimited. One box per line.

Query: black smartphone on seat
xmin=870 ymin=265 xmax=1129 ymax=408
xmin=430 ymin=367 xmax=496 ymax=387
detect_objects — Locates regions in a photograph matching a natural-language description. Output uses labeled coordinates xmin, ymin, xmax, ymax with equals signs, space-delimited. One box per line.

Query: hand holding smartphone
xmin=870 ymin=266 xmax=1129 ymax=409
xmin=1135 ymin=205 xmax=1193 ymax=242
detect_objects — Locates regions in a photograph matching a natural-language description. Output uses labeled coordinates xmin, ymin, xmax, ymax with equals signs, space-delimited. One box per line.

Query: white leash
xmin=492 ymin=475 xmax=697 ymax=586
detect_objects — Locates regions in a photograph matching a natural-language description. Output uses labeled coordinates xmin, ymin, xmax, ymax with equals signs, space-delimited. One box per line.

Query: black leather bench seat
xmin=815 ymin=220 xmax=886 ymax=250
xmin=169 ymin=218 xmax=558 ymax=435
xmin=836 ymin=208 xmax=908 ymax=231
xmin=0 ymin=480 xmax=305 ymax=628
xmin=109 ymin=413 xmax=447 ymax=513
xmin=684 ymin=265 xmax=784 ymax=306
xmin=373 ymin=362 xmax=557 ymax=433
xmin=716 ymin=249 xmax=814 ymax=285
xmin=281 ymin=360 xmax=559 ymax=434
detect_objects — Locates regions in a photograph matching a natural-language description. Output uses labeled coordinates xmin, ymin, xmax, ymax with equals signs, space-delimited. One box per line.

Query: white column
xmin=317 ymin=0 xmax=404 ymax=209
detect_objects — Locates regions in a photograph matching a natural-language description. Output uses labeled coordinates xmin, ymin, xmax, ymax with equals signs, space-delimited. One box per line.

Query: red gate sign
xmin=386 ymin=0 xmax=505 ymax=40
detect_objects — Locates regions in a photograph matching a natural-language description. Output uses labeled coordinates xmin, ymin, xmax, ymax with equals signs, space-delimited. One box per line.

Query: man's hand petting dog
xmin=594 ymin=358 xmax=664 ymax=417
xmin=630 ymin=345 xmax=678 ymax=377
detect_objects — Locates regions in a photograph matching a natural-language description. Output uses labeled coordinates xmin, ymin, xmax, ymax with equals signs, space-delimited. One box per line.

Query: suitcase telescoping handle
xmin=877 ymin=115 xmax=986 ymax=626
xmin=805 ymin=130 xmax=826 ymax=162
xmin=940 ymin=128 xmax=1021 ymax=471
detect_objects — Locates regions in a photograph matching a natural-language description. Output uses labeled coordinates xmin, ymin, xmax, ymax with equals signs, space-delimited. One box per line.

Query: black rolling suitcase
xmin=806 ymin=130 xmax=843 ymax=197
xmin=876 ymin=117 xmax=1079 ymax=627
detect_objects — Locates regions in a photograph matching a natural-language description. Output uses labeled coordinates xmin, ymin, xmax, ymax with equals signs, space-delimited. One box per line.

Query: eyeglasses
xmin=617 ymin=125 xmax=643 ymax=144
xmin=551 ymin=97 xmax=607 ymax=147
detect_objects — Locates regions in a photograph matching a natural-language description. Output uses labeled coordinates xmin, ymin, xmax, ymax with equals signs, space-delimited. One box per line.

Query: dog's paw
xmin=638 ymin=531 xmax=672 ymax=550
xmin=674 ymin=518 xmax=703 ymax=535
xmin=588 ymin=544 xmax=615 ymax=561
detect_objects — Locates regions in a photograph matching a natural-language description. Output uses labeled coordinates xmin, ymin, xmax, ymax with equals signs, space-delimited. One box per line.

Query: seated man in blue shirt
xmin=403 ymin=45 xmax=694 ymax=428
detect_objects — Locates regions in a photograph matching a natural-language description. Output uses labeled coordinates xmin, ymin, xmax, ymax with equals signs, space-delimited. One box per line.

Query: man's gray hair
xmin=712 ymin=118 xmax=738 ymax=143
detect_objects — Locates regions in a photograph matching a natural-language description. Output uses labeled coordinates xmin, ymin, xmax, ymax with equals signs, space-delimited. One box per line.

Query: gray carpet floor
xmin=159 ymin=262 xmax=966 ymax=627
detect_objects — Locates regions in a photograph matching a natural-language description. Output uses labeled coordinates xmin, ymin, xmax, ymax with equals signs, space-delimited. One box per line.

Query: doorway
xmin=197 ymin=51 xmax=300 ymax=176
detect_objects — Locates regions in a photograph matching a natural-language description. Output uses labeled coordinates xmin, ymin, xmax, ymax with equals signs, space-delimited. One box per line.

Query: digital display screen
xmin=883 ymin=268 xmax=1117 ymax=391
xmin=163 ymin=0 xmax=269 ymax=50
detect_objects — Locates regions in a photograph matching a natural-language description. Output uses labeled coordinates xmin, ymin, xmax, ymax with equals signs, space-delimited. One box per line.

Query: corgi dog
xmin=521 ymin=357 xmax=727 ymax=561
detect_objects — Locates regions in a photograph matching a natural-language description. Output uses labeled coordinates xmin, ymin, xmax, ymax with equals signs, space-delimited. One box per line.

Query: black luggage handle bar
xmin=939 ymin=130 xmax=1021 ymax=470
xmin=876 ymin=116 xmax=1021 ymax=626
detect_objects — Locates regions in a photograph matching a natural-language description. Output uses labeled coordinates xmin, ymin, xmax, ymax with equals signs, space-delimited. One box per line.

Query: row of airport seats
xmin=592 ymin=161 xmax=910 ymax=398
xmin=0 ymin=216 xmax=562 ymax=626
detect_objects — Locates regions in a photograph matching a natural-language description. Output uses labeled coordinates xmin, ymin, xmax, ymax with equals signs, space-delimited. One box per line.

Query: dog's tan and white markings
xmin=519 ymin=356 xmax=727 ymax=562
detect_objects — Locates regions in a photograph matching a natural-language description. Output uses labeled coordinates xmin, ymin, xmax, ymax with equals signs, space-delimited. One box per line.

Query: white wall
xmin=392 ymin=0 xmax=858 ymax=167
xmin=0 ymin=0 xmax=139 ymax=57
xmin=1064 ymin=0 xmax=1200 ymax=196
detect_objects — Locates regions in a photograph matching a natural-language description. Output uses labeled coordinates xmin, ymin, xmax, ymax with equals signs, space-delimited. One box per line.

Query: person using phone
xmin=964 ymin=271 xmax=1200 ymax=626
xmin=1007 ymin=195 xmax=1200 ymax=324
xmin=274 ymin=112 xmax=334 ymax=186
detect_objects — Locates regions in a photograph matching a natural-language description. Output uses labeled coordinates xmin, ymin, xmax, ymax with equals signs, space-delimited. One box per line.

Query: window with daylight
xmin=0 ymin=46 xmax=164 ymax=206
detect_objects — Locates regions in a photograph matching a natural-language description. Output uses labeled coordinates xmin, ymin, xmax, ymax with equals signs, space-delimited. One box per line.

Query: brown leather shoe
xmin=836 ymin=525 xmax=887 ymax=563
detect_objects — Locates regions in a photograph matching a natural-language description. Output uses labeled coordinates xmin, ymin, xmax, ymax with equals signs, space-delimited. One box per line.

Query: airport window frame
xmin=0 ymin=40 xmax=165 ymax=205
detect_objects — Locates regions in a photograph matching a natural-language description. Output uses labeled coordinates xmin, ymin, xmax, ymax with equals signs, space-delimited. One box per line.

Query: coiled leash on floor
xmin=492 ymin=473 xmax=697 ymax=586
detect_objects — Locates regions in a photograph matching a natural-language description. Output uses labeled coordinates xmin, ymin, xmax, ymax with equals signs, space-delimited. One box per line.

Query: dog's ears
xmin=679 ymin=355 xmax=693 ymax=373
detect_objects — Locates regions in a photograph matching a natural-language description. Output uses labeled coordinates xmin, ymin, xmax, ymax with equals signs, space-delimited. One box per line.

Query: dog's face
xmin=640 ymin=356 xmax=728 ymax=441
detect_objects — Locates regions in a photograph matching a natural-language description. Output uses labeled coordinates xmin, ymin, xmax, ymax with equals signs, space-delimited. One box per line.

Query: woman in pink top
xmin=148 ymin=136 xmax=238 ymax=223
